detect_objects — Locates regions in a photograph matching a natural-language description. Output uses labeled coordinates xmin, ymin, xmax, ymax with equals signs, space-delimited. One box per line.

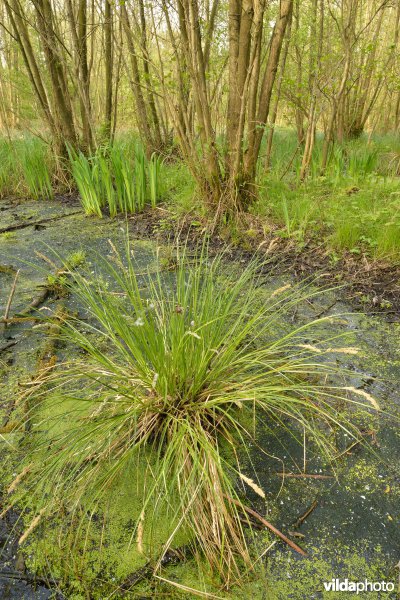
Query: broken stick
xmin=225 ymin=495 xmax=307 ymax=556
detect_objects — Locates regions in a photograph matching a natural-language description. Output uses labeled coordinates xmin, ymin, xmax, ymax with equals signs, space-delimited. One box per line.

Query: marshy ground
xmin=0 ymin=198 xmax=399 ymax=599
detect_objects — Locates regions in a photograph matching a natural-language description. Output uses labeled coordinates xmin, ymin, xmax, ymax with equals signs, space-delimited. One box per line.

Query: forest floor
xmin=126 ymin=201 xmax=400 ymax=320
xmin=0 ymin=198 xmax=399 ymax=599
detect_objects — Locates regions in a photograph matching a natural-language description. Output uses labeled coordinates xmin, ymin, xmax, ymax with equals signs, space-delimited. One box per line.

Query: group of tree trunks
xmin=0 ymin=0 xmax=399 ymax=209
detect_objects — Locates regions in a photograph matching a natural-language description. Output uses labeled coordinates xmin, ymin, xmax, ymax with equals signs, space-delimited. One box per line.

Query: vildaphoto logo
xmin=323 ymin=579 xmax=395 ymax=594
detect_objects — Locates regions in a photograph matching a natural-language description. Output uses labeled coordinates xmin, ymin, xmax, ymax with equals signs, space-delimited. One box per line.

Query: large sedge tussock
xmin=20 ymin=241 xmax=378 ymax=585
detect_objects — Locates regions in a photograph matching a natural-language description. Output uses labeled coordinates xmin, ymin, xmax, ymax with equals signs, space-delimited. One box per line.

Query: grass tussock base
xmin=17 ymin=241 xmax=378 ymax=588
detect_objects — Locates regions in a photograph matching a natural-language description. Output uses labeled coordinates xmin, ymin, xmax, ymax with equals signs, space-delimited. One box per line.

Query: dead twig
xmin=314 ymin=300 xmax=337 ymax=319
xmin=3 ymin=269 xmax=20 ymax=323
xmin=276 ymin=472 xmax=334 ymax=480
xmin=0 ymin=316 xmax=43 ymax=324
xmin=225 ymin=495 xmax=307 ymax=556
xmin=292 ymin=500 xmax=319 ymax=529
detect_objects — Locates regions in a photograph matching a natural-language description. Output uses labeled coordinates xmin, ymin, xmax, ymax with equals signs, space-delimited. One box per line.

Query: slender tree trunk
xmin=104 ymin=0 xmax=113 ymax=139
xmin=300 ymin=0 xmax=323 ymax=181
xmin=245 ymin=0 xmax=293 ymax=181
xmin=4 ymin=0 xmax=54 ymax=131
xmin=264 ymin=14 xmax=292 ymax=171
xmin=121 ymin=2 xmax=154 ymax=156
xmin=138 ymin=0 xmax=162 ymax=150
xmin=66 ymin=0 xmax=94 ymax=150
xmin=32 ymin=0 xmax=78 ymax=150
xmin=293 ymin=0 xmax=304 ymax=144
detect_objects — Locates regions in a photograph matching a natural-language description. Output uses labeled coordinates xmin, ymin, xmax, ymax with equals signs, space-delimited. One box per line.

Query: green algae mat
xmin=0 ymin=199 xmax=399 ymax=599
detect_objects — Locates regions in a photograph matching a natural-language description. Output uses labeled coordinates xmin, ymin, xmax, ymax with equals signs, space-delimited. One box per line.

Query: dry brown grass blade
xmin=8 ymin=463 xmax=33 ymax=494
xmin=18 ymin=507 xmax=46 ymax=545
xmin=344 ymin=386 xmax=380 ymax=410
xmin=154 ymin=575 xmax=225 ymax=599
xmin=239 ymin=472 xmax=265 ymax=498
xmin=270 ymin=284 xmax=291 ymax=298
xmin=136 ymin=509 xmax=145 ymax=554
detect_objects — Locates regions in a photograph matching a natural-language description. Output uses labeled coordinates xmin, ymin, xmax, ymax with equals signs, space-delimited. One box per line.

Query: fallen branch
xmin=15 ymin=286 xmax=52 ymax=317
xmin=225 ymin=495 xmax=307 ymax=556
xmin=0 ymin=210 xmax=81 ymax=235
xmin=0 ymin=339 xmax=18 ymax=353
xmin=10 ymin=264 xmax=67 ymax=321
xmin=276 ymin=472 xmax=334 ymax=480
xmin=0 ymin=316 xmax=43 ymax=324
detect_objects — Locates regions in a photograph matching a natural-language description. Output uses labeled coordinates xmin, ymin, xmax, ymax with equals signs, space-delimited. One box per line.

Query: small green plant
xmin=19 ymin=242 xmax=378 ymax=585
xmin=46 ymin=272 xmax=68 ymax=295
xmin=65 ymin=250 xmax=86 ymax=269
xmin=1 ymin=231 xmax=16 ymax=241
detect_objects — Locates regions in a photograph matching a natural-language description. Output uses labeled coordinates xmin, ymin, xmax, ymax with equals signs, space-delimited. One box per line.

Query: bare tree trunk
xmin=32 ymin=0 xmax=78 ymax=150
xmin=66 ymin=0 xmax=94 ymax=150
xmin=346 ymin=7 xmax=384 ymax=138
xmin=299 ymin=0 xmax=323 ymax=181
xmin=264 ymin=14 xmax=292 ymax=171
xmin=293 ymin=0 xmax=305 ymax=144
xmin=4 ymin=0 xmax=57 ymax=137
xmin=104 ymin=0 xmax=113 ymax=139
xmin=121 ymin=2 xmax=155 ymax=156
xmin=245 ymin=0 xmax=293 ymax=181
xmin=320 ymin=53 xmax=350 ymax=172
xmin=138 ymin=0 xmax=162 ymax=150
xmin=320 ymin=0 xmax=355 ymax=172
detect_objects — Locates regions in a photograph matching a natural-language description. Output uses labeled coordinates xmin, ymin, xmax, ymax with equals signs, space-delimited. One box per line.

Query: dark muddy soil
xmin=126 ymin=206 xmax=400 ymax=321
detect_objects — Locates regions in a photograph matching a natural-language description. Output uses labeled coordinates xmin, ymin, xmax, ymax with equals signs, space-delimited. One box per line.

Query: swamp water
xmin=0 ymin=199 xmax=399 ymax=599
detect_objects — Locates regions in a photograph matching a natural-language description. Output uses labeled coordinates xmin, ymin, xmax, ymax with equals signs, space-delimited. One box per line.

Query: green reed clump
xmin=109 ymin=144 xmax=137 ymax=214
xmin=19 ymin=137 xmax=53 ymax=200
xmin=68 ymin=143 xmax=163 ymax=216
xmin=0 ymin=138 xmax=16 ymax=196
xmin=0 ymin=136 xmax=53 ymax=199
xmin=148 ymin=152 xmax=163 ymax=208
xmin=67 ymin=148 xmax=103 ymax=216
xmin=18 ymin=242 xmax=378 ymax=585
